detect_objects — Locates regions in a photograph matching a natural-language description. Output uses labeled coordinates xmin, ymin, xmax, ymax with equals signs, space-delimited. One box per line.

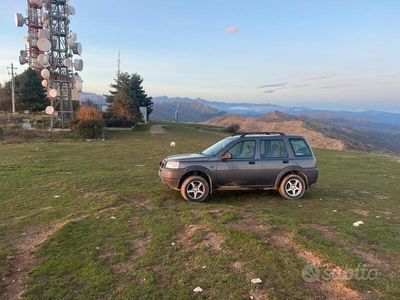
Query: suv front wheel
xmin=279 ymin=174 xmax=306 ymax=200
xmin=181 ymin=175 xmax=210 ymax=203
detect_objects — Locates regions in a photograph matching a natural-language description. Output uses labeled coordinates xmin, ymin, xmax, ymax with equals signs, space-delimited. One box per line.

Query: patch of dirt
xmin=232 ymin=261 xmax=269 ymax=300
xmin=2 ymin=203 xmax=133 ymax=299
xmin=229 ymin=212 xmax=269 ymax=235
xmin=228 ymin=214 xmax=362 ymax=299
xmin=112 ymin=236 xmax=150 ymax=274
xmin=374 ymin=194 xmax=389 ymax=200
xmin=175 ymin=223 xmax=224 ymax=252
xmin=302 ymin=224 xmax=396 ymax=271
xmin=109 ymin=215 xmax=151 ymax=274
xmin=150 ymin=125 xmax=167 ymax=135
xmin=352 ymin=209 xmax=370 ymax=217
xmin=3 ymin=214 xmax=89 ymax=300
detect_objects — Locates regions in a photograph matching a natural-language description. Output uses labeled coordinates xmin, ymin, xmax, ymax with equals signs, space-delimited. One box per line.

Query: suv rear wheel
xmin=181 ymin=175 xmax=210 ymax=203
xmin=279 ymin=174 xmax=306 ymax=200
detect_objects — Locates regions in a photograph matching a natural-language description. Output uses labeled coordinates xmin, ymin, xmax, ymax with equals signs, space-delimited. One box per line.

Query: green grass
xmin=0 ymin=123 xmax=399 ymax=299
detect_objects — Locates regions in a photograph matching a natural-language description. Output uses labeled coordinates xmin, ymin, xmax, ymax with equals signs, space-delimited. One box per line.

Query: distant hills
xmin=80 ymin=93 xmax=400 ymax=154
xmin=204 ymin=111 xmax=400 ymax=154
xmin=152 ymin=96 xmax=400 ymax=129
xmin=80 ymin=92 xmax=107 ymax=107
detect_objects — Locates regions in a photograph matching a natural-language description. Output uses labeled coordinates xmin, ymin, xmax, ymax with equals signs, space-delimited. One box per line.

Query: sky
xmin=0 ymin=0 xmax=399 ymax=111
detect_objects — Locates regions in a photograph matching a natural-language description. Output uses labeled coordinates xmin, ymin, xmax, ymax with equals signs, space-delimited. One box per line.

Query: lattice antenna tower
xmin=15 ymin=0 xmax=84 ymax=129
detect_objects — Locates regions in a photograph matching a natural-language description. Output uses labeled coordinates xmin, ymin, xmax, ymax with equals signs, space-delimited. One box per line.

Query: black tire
xmin=180 ymin=175 xmax=210 ymax=203
xmin=279 ymin=174 xmax=306 ymax=200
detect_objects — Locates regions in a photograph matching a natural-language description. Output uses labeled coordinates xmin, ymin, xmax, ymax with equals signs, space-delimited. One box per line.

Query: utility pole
xmin=7 ymin=63 xmax=17 ymax=114
xmin=117 ymin=50 xmax=121 ymax=77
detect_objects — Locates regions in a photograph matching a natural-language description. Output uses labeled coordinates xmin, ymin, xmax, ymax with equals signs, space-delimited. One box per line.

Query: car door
xmin=256 ymin=139 xmax=290 ymax=186
xmin=215 ymin=140 xmax=259 ymax=187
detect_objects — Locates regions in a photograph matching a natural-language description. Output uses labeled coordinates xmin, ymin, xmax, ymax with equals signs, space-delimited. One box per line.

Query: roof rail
xmin=232 ymin=132 xmax=286 ymax=137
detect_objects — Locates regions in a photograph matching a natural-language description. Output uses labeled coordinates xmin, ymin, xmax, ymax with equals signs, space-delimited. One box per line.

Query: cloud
xmin=293 ymin=84 xmax=310 ymax=88
xmin=263 ymin=90 xmax=275 ymax=94
xmin=307 ymin=76 xmax=329 ymax=81
xmin=225 ymin=26 xmax=240 ymax=33
xmin=258 ymin=82 xmax=288 ymax=88
xmin=320 ymin=83 xmax=354 ymax=89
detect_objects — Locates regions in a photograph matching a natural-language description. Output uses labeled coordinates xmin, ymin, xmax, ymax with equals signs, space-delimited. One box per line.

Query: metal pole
xmin=7 ymin=63 xmax=17 ymax=114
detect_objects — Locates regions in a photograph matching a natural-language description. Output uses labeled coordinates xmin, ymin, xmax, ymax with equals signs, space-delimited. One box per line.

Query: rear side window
xmin=260 ymin=140 xmax=288 ymax=158
xmin=289 ymin=138 xmax=312 ymax=157
xmin=228 ymin=140 xmax=256 ymax=159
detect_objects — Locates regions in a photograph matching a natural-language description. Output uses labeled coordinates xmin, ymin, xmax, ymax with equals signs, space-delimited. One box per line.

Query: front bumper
xmin=158 ymin=166 xmax=186 ymax=190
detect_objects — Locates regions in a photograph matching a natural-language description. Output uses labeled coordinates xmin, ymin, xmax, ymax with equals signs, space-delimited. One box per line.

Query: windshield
xmin=201 ymin=136 xmax=238 ymax=156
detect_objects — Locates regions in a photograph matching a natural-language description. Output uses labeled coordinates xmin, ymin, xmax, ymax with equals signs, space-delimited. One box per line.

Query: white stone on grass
xmin=193 ymin=286 xmax=203 ymax=293
xmin=353 ymin=221 xmax=364 ymax=227
xmin=251 ymin=278 xmax=262 ymax=284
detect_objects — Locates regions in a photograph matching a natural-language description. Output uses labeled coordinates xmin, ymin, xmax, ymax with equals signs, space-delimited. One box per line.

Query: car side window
xmin=227 ymin=140 xmax=256 ymax=159
xmin=260 ymin=140 xmax=288 ymax=158
xmin=289 ymin=138 xmax=312 ymax=157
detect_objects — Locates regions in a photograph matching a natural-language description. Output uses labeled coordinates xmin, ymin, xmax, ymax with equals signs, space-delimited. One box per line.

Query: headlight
xmin=165 ymin=161 xmax=180 ymax=169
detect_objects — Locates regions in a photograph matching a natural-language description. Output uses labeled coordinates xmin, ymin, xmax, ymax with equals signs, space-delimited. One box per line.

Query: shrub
xmin=226 ymin=123 xmax=240 ymax=134
xmin=75 ymin=105 xmax=102 ymax=121
xmin=70 ymin=105 xmax=104 ymax=139
xmin=102 ymin=112 xmax=136 ymax=128
xmin=0 ymin=127 xmax=3 ymax=137
xmin=70 ymin=120 xmax=104 ymax=139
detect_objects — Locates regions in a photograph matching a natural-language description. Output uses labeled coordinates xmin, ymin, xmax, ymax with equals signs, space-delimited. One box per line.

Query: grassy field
xmin=0 ymin=123 xmax=399 ymax=299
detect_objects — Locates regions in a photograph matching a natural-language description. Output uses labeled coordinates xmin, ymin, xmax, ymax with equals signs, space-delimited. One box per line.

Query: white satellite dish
xmin=71 ymin=42 xmax=82 ymax=55
xmin=74 ymin=59 xmax=83 ymax=71
xmin=67 ymin=37 xmax=76 ymax=48
xmin=37 ymin=38 xmax=52 ymax=52
xmin=15 ymin=13 xmax=25 ymax=27
xmin=38 ymin=29 xmax=50 ymax=39
xmin=42 ymin=80 xmax=48 ymax=88
xmin=68 ymin=5 xmax=76 ymax=15
xmin=73 ymin=73 xmax=82 ymax=82
xmin=68 ymin=32 xmax=77 ymax=41
xmin=37 ymin=53 xmax=50 ymax=66
xmin=63 ymin=58 xmax=72 ymax=68
xmin=49 ymin=89 xmax=58 ymax=98
xmin=41 ymin=69 xmax=50 ymax=79
xmin=19 ymin=56 xmax=28 ymax=65
xmin=45 ymin=106 xmax=55 ymax=115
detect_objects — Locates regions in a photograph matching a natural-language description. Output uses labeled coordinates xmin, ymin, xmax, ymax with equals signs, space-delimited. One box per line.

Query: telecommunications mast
xmin=15 ymin=0 xmax=83 ymax=129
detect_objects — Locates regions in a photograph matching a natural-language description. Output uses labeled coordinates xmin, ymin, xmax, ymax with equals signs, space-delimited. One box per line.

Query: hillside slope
xmin=204 ymin=112 xmax=345 ymax=150
xmin=204 ymin=111 xmax=400 ymax=154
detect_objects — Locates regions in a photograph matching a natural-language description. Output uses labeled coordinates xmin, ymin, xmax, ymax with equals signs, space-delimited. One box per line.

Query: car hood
xmin=165 ymin=153 xmax=210 ymax=161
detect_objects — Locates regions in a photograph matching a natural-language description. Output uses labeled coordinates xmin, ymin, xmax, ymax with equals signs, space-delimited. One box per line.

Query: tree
xmin=0 ymin=83 xmax=11 ymax=111
xmin=15 ymin=68 xmax=48 ymax=112
xmin=106 ymin=72 xmax=153 ymax=121
xmin=129 ymin=73 xmax=153 ymax=118
xmin=111 ymin=85 xmax=136 ymax=120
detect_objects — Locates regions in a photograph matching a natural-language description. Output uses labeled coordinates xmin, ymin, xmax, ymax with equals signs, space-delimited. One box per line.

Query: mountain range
xmin=80 ymin=93 xmax=400 ymax=154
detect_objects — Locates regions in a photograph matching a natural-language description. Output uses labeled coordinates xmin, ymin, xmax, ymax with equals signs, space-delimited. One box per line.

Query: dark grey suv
xmin=159 ymin=132 xmax=318 ymax=202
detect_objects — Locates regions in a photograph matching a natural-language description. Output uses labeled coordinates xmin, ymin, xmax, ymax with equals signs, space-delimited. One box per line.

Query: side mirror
xmin=221 ymin=152 xmax=232 ymax=161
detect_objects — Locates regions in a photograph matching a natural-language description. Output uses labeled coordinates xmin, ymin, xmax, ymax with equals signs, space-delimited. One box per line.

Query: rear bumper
xmin=304 ymin=168 xmax=319 ymax=187
xmin=158 ymin=168 xmax=186 ymax=190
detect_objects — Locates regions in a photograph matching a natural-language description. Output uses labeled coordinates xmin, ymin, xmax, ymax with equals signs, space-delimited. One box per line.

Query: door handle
xmin=249 ymin=160 xmax=256 ymax=165
xmin=282 ymin=159 xmax=289 ymax=164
